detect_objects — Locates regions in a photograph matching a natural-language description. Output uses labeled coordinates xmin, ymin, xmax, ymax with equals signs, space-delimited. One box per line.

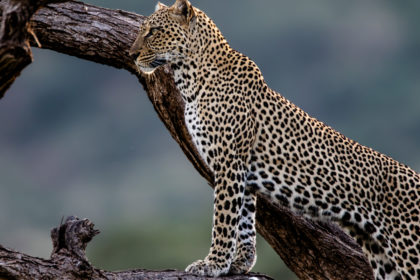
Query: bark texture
xmin=0 ymin=1 xmax=375 ymax=279
xmin=0 ymin=0 xmax=66 ymax=97
xmin=0 ymin=216 xmax=273 ymax=280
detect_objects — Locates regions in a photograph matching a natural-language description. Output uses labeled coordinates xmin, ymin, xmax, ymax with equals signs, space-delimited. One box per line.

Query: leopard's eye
xmin=145 ymin=26 xmax=163 ymax=39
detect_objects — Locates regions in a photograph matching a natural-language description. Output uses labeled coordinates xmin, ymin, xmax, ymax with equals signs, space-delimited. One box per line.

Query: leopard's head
xmin=129 ymin=0 xmax=197 ymax=74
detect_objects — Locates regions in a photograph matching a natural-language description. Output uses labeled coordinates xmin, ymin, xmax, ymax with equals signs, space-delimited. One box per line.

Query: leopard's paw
xmin=185 ymin=258 xmax=229 ymax=277
xmin=229 ymin=256 xmax=256 ymax=274
xmin=229 ymin=246 xmax=257 ymax=274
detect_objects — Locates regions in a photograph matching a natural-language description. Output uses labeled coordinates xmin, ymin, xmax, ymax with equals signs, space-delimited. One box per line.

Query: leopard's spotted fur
xmin=130 ymin=1 xmax=420 ymax=279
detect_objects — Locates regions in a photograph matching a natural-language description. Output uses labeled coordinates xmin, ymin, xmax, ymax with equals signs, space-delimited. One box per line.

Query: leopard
xmin=129 ymin=0 xmax=420 ymax=279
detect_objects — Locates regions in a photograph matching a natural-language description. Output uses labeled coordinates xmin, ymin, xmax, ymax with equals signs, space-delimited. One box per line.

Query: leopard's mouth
xmin=149 ymin=58 xmax=167 ymax=68
xmin=136 ymin=58 xmax=168 ymax=74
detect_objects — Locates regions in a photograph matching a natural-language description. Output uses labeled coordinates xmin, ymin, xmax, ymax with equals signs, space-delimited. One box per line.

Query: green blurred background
xmin=1 ymin=1 xmax=420 ymax=279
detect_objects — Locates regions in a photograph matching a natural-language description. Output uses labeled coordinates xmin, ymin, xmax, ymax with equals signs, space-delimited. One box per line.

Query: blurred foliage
xmin=1 ymin=1 xmax=419 ymax=279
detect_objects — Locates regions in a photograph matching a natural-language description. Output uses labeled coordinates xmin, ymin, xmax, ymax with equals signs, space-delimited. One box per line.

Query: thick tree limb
xmin=0 ymin=216 xmax=273 ymax=280
xmin=0 ymin=1 xmax=374 ymax=279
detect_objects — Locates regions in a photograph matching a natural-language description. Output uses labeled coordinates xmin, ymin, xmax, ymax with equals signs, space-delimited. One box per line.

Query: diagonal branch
xmin=0 ymin=1 xmax=374 ymax=279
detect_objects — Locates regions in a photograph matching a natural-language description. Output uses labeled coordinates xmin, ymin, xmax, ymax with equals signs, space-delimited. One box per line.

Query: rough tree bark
xmin=0 ymin=0 xmax=67 ymax=97
xmin=0 ymin=1 xmax=374 ymax=279
xmin=0 ymin=216 xmax=272 ymax=280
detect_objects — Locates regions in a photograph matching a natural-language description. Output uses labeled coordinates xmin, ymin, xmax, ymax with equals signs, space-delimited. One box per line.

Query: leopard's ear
xmin=169 ymin=0 xmax=196 ymax=27
xmin=155 ymin=2 xmax=167 ymax=12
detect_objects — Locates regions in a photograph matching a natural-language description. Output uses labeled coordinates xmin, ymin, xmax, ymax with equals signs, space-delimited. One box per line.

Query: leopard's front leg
xmin=186 ymin=157 xmax=247 ymax=277
xmin=229 ymin=189 xmax=257 ymax=274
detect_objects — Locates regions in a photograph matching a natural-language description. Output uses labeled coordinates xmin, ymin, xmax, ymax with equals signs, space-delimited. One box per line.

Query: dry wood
xmin=0 ymin=0 xmax=66 ymax=97
xmin=0 ymin=216 xmax=273 ymax=280
xmin=0 ymin=1 xmax=374 ymax=279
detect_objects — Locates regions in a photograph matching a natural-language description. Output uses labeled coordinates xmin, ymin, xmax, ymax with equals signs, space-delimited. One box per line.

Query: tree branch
xmin=0 ymin=0 xmax=67 ymax=97
xmin=0 ymin=1 xmax=374 ymax=279
xmin=0 ymin=216 xmax=273 ymax=280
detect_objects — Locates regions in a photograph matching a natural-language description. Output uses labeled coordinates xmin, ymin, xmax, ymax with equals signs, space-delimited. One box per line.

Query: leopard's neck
xmin=170 ymin=41 xmax=233 ymax=104
xmin=170 ymin=13 xmax=236 ymax=104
